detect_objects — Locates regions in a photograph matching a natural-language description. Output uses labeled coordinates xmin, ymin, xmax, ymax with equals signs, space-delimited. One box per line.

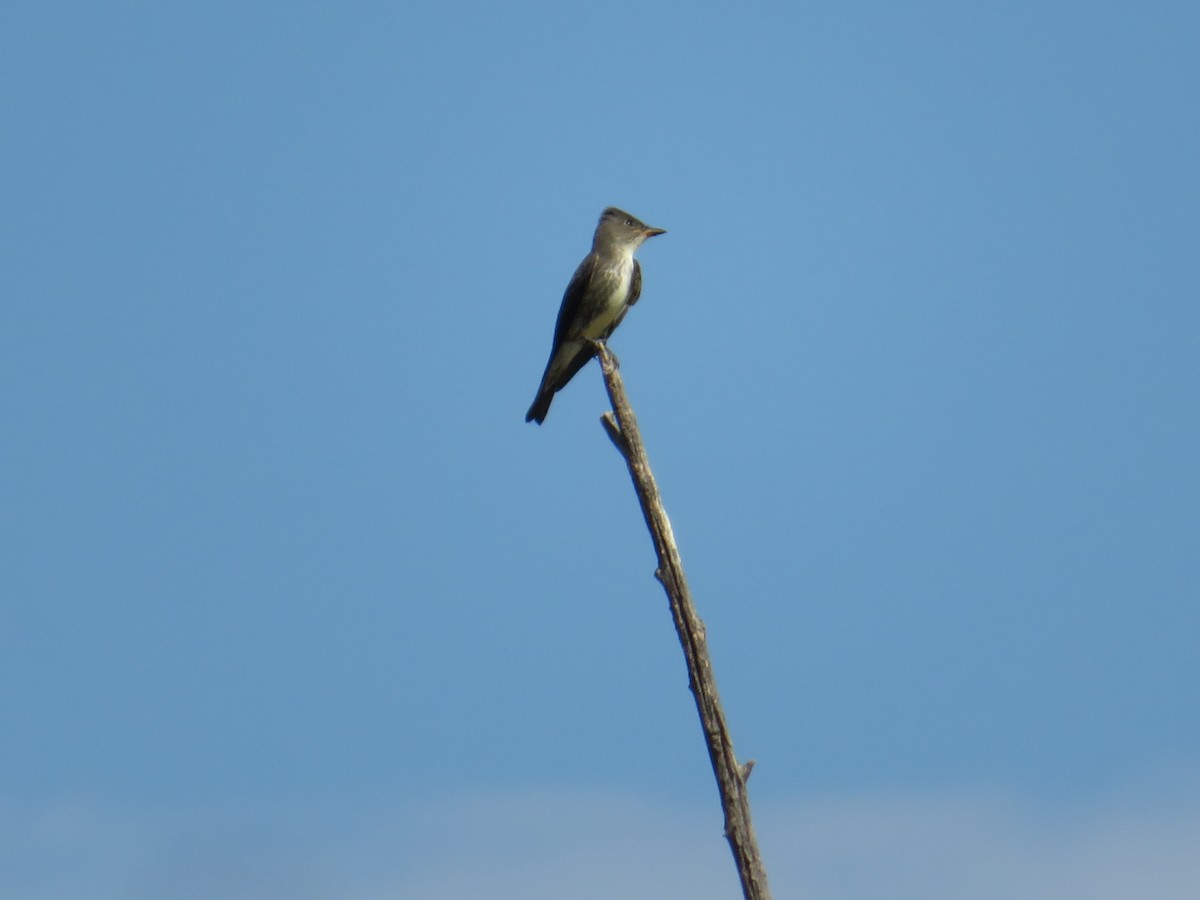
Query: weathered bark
xmin=592 ymin=340 xmax=772 ymax=900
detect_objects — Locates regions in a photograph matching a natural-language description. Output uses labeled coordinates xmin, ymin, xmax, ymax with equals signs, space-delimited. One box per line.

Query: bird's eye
xmin=625 ymin=219 xmax=634 ymax=226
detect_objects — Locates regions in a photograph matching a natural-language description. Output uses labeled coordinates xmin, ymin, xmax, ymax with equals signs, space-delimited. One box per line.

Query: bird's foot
xmin=585 ymin=338 xmax=618 ymax=369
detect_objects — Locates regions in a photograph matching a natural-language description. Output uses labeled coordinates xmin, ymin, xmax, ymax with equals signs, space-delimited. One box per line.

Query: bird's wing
xmin=548 ymin=341 xmax=596 ymax=395
xmin=550 ymin=252 xmax=598 ymax=347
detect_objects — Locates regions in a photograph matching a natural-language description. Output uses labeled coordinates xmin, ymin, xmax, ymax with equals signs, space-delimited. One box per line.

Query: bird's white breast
xmin=579 ymin=253 xmax=634 ymax=340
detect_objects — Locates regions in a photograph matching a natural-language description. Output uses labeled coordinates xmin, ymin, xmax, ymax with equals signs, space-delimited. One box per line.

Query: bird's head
xmin=594 ymin=207 xmax=666 ymax=251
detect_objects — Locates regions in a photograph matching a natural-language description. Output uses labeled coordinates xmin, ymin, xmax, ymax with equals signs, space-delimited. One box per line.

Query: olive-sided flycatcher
xmin=525 ymin=207 xmax=666 ymax=424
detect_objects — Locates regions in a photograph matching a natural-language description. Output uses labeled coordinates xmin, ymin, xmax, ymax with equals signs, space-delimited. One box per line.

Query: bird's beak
xmin=643 ymin=227 xmax=667 ymax=238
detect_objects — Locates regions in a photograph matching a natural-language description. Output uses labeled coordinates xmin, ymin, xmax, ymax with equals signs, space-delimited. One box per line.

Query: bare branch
xmin=590 ymin=340 xmax=772 ymax=900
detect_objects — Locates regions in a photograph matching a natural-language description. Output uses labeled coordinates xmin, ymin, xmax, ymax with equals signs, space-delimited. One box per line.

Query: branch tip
xmin=600 ymin=411 xmax=627 ymax=454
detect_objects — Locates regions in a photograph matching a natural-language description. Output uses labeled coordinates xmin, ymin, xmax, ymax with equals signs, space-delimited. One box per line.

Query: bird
xmin=525 ymin=207 xmax=666 ymax=424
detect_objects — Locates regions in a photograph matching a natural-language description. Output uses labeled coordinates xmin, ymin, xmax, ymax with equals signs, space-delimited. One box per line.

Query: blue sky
xmin=3 ymin=1 xmax=1198 ymax=896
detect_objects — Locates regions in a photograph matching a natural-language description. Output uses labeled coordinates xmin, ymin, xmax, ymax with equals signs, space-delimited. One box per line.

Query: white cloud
xmin=762 ymin=786 xmax=1200 ymax=899
xmin=3 ymin=782 xmax=1199 ymax=899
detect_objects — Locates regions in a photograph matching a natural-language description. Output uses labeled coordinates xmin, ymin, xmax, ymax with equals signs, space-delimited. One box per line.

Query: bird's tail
xmin=525 ymin=390 xmax=553 ymax=425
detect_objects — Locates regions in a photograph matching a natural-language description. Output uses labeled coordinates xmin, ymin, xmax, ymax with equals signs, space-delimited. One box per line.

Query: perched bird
xmin=525 ymin=207 xmax=666 ymax=424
